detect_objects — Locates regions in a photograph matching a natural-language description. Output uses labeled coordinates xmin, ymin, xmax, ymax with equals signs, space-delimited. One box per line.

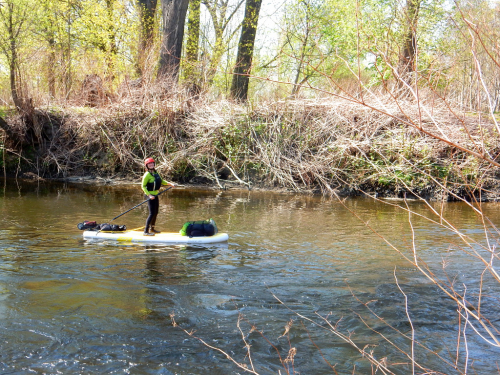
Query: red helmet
xmin=144 ymin=157 xmax=155 ymax=167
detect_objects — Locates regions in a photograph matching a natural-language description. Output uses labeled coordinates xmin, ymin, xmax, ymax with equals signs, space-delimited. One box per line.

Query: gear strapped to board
xmin=179 ymin=219 xmax=218 ymax=237
xmin=77 ymin=221 xmax=126 ymax=232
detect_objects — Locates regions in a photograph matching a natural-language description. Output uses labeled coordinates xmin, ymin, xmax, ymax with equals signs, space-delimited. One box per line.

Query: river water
xmin=0 ymin=179 xmax=499 ymax=374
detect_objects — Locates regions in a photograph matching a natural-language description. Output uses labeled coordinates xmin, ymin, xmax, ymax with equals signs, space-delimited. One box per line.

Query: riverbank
xmin=12 ymin=173 xmax=500 ymax=202
xmin=2 ymin=94 xmax=500 ymax=201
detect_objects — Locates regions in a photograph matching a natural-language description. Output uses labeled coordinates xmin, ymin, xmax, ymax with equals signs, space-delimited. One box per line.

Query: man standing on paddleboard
xmin=142 ymin=157 xmax=176 ymax=236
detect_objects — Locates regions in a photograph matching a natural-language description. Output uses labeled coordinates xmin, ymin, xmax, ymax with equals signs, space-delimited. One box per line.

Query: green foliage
xmin=170 ymin=158 xmax=198 ymax=182
xmin=0 ymin=107 xmax=9 ymax=117
xmin=0 ymin=0 xmax=496 ymax=104
xmin=263 ymin=0 xmax=456 ymax=94
xmin=0 ymin=0 xmax=140 ymax=103
xmin=216 ymin=120 xmax=252 ymax=162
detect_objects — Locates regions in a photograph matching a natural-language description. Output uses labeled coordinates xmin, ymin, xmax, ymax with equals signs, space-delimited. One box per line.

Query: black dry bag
xmin=179 ymin=219 xmax=218 ymax=237
xmin=77 ymin=221 xmax=100 ymax=230
xmin=99 ymin=223 xmax=127 ymax=232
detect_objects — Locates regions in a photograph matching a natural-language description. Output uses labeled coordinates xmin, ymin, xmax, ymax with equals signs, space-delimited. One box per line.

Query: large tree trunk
xmin=158 ymin=0 xmax=189 ymax=80
xmin=230 ymin=0 xmax=262 ymax=101
xmin=203 ymin=0 xmax=245 ymax=84
xmin=137 ymin=0 xmax=158 ymax=76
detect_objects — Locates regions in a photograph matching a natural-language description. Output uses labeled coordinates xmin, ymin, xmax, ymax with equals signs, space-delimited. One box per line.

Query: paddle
xmin=109 ymin=186 xmax=174 ymax=222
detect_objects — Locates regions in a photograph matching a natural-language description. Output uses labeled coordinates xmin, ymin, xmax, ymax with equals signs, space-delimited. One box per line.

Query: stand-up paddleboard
xmin=83 ymin=230 xmax=229 ymax=244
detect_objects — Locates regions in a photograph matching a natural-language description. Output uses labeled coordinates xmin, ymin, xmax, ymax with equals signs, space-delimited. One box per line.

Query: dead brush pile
xmin=180 ymin=97 xmax=500 ymax=199
xmin=264 ymin=98 xmax=500 ymax=199
xmin=8 ymin=86 xmax=500 ymax=199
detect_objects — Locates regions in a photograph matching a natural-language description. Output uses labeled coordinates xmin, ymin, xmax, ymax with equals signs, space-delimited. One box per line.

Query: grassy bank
xmin=2 ymin=89 xmax=500 ymax=201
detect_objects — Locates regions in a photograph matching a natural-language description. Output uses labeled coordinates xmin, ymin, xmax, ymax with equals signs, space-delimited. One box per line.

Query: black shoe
xmin=143 ymin=232 xmax=155 ymax=236
xmin=150 ymin=227 xmax=161 ymax=234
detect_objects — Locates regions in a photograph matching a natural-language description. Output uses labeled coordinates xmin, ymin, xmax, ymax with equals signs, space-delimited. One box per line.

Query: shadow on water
xmin=0 ymin=178 xmax=499 ymax=374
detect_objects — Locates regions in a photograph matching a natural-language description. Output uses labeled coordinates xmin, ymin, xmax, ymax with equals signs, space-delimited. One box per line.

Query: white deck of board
xmin=83 ymin=230 xmax=229 ymax=244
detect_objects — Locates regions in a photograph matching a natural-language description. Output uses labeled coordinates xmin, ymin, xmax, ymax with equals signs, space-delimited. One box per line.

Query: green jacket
xmin=141 ymin=171 xmax=170 ymax=195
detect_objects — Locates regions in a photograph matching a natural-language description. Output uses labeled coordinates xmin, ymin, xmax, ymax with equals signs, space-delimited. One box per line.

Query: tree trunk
xmin=9 ymin=39 xmax=23 ymax=110
xmin=104 ymin=0 xmax=118 ymax=82
xmin=398 ymin=0 xmax=421 ymax=78
xmin=137 ymin=0 xmax=158 ymax=76
xmin=2 ymin=1 xmax=23 ymax=110
xmin=48 ymin=37 xmax=56 ymax=98
xmin=203 ymin=0 xmax=245 ymax=84
xmin=64 ymin=29 xmax=72 ymax=98
xmin=230 ymin=0 xmax=262 ymax=101
xmin=184 ymin=0 xmax=200 ymax=82
xmin=158 ymin=0 xmax=189 ymax=80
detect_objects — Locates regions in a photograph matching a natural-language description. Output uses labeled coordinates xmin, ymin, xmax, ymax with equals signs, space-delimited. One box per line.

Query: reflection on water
xmin=0 ymin=179 xmax=499 ymax=374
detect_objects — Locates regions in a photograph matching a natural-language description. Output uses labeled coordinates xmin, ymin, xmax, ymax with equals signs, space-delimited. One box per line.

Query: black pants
xmin=145 ymin=195 xmax=159 ymax=230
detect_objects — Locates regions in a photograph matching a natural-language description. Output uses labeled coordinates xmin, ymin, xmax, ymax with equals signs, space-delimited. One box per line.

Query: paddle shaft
xmin=110 ymin=186 xmax=173 ymax=222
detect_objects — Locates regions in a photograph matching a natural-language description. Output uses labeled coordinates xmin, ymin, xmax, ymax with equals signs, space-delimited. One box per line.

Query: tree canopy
xmin=0 ymin=0 xmax=497 ymax=109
